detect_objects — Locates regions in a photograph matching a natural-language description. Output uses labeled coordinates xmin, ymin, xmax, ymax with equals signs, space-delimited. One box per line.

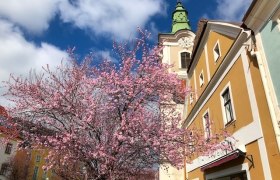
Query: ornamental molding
xmin=178 ymin=37 xmax=194 ymax=49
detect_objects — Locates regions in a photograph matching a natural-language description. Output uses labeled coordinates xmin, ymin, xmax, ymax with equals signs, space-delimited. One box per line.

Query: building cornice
xmin=158 ymin=29 xmax=195 ymax=44
xmin=243 ymin=0 xmax=280 ymax=32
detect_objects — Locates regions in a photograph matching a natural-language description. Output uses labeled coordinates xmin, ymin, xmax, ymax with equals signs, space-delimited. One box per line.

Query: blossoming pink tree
xmin=3 ymin=30 xmax=231 ymax=179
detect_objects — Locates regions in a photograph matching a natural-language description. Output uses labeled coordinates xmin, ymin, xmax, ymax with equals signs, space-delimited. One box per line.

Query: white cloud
xmin=0 ymin=0 xmax=165 ymax=39
xmin=0 ymin=19 xmax=68 ymax=106
xmin=0 ymin=0 xmax=166 ymax=106
xmin=0 ymin=0 xmax=60 ymax=34
xmin=211 ymin=0 xmax=252 ymax=21
xmin=94 ymin=50 xmax=118 ymax=63
xmin=58 ymin=0 xmax=165 ymax=39
xmin=147 ymin=22 xmax=160 ymax=41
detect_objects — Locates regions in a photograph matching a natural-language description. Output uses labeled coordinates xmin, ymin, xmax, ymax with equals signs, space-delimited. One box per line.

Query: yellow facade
xmin=183 ymin=20 xmax=280 ymax=180
xmin=27 ymin=149 xmax=60 ymax=180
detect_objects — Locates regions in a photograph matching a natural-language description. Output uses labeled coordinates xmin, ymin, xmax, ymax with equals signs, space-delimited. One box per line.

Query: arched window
xmin=180 ymin=52 xmax=191 ymax=69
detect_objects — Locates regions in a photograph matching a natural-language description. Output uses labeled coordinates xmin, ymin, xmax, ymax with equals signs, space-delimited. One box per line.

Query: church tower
xmin=171 ymin=1 xmax=191 ymax=33
xmin=158 ymin=2 xmax=195 ymax=180
xmin=158 ymin=1 xmax=195 ymax=79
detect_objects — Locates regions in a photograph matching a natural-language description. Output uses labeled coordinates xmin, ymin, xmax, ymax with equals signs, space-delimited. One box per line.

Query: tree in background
xmin=3 ymin=30 xmax=232 ymax=179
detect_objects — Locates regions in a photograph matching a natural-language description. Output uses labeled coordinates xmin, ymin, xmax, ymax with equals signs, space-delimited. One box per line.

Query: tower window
xmin=213 ymin=40 xmax=221 ymax=62
xmin=180 ymin=52 xmax=190 ymax=69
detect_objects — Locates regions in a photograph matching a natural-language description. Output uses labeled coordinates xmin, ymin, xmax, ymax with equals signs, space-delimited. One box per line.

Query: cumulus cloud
xmin=0 ymin=19 xmax=68 ymax=106
xmin=0 ymin=0 xmax=166 ymax=105
xmin=209 ymin=0 xmax=252 ymax=21
xmin=0 ymin=0 xmax=60 ymax=34
xmin=58 ymin=0 xmax=165 ymax=39
xmin=0 ymin=0 xmax=165 ymax=39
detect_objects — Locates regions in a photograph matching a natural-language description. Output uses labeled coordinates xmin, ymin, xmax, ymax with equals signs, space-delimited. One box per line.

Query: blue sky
xmin=0 ymin=0 xmax=252 ymax=104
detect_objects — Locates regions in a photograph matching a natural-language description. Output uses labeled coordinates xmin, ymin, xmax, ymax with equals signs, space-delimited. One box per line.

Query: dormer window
xmin=213 ymin=40 xmax=221 ymax=62
xmin=180 ymin=52 xmax=191 ymax=69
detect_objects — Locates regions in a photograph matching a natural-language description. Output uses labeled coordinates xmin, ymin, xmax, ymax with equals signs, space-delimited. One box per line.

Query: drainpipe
xmin=250 ymin=50 xmax=280 ymax=152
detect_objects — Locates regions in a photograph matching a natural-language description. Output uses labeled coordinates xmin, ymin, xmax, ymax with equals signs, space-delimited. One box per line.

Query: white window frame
xmin=188 ymin=131 xmax=195 ymax=153
xmin=199 ymin=70 xmax=204 ymax=87
xmin=202 ymin=109 xmax=211 ymax=139
xmin=179 ymin=51 xmax=191 ymax=69
xmin=220 ymin=83 xmax=236 ymax=126
xmin=189 ymin=92 xmax=194 ymax=104
xmin=213 ymin=40 xmax=221 ymax=62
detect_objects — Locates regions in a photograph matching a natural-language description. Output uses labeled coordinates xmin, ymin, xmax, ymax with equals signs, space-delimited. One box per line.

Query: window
xmin=0 ymin=163 xmax=9 ymax=176
xmin=199 ymin=71 xmax=204 ymax=87
xmin=180 ymin=52 xmax=191 ymax=69
xmin=32 ymin=166 xmax=39 ymax=180
xmin=42 ymin=171 xmax=47 ymax=179
xmin=36 ymin=155 xmax=41 ymax=162
xmin=203 ymin=111 xmax=211 ymax=139
xmin=222 ymin=88 xmax=234 ymax=124
xmin=5 ymin=143 xmax=12 ymax=154
xmin=189 ymin=92 xmax=194 ymax=104
xmin=213 ymin=40 xmax=221 ymax=62
xmin=188 ymin=131 xmax=195 ymax=153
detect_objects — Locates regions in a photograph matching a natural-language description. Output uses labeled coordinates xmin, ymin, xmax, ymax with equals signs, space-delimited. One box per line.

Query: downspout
xmin=250 ymin=49 xmax=280 ymax=152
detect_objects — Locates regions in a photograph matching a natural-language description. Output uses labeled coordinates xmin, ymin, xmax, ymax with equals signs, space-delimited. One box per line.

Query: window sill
xmin=214 ymin=56 xmax=221 ymax=63
xmin=224 ymin=119 xmax=236 ymax=127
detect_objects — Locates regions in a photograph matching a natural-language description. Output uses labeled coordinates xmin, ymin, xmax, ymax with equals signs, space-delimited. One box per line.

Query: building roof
xmin=242 ymin=0 xmax=258 ymax=22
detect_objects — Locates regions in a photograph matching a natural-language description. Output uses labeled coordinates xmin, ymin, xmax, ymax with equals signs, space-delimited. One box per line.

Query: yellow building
xmin=183 ymin=17 xmax=280 ymax=179
xmin=27 ymin=149 xmax=60 ymax=180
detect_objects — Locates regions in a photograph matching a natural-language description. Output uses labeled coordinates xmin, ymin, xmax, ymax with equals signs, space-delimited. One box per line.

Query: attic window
xmin=180 ymin=52 xmax=191 ymax=69
xmin=213 ymin=40 xmax=221 ymax=62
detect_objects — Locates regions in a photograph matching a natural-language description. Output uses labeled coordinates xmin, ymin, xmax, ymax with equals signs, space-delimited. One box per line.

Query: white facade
xmin=0 ymin=136 xmax=18 ymax=180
